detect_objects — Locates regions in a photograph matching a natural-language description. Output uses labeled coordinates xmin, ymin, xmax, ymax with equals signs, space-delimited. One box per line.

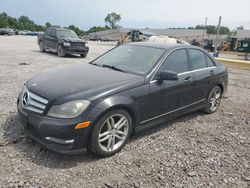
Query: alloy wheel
xmin=39 ymin=42 xmax=45 ymax=52
xmin=57 ymin=45 xmax=65 ymax=57
xmin=209 ymin=88 xmax=222 ymax=112
xmin=98 ymin=114 xmax=129 ymax=152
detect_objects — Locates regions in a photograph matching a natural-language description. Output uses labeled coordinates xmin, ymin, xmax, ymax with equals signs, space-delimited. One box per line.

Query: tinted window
xmin=205 ymin=54 xmax=215 ymax=67
xmin=45 ymin=29 xmax=51 ymax=36
xmin=56 ymin=30 xmax=78 ymax=38
xmin=51 ymin=29 xmax=56 ymax=37
xmin=160 ymin=49 xmax=188 ymax=74
xmin=189 ymin=49 xmax=207 ymax=70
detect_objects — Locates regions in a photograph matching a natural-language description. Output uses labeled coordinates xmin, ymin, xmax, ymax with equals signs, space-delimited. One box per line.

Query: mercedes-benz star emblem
xmin=22 ymin=91 xmax=29 ymax=106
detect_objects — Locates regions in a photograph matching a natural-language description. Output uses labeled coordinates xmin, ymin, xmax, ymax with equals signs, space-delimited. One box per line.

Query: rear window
xmin=189 ymin=49 xmax=207 ymax=70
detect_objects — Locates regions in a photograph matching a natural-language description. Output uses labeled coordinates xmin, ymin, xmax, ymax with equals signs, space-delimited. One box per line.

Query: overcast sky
xmin=1 ymin=0 xmax=250 ymax=30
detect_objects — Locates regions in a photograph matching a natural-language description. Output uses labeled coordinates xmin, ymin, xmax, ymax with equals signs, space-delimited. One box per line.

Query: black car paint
xmin=37 ymin=27 xmax=89 ymax=56
xmin=17 ymin=43 xmax=228 ymax=154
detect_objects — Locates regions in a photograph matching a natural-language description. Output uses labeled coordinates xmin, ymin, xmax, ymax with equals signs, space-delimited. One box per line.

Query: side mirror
xmin=156 ymin=70 xmax=178 ymax=81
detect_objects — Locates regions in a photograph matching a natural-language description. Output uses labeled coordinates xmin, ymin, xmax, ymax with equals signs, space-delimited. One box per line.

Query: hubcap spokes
xmin=98 ymin=114 xmax=129 ymax=152
xmin=210 ymin=89 xmax=221 ymax=111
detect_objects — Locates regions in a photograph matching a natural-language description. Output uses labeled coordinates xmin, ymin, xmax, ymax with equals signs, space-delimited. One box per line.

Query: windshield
xmin=92 ymin=45 xmax=165 ymax=75
xmin=56 ymin=30 xmax=78 ymax=38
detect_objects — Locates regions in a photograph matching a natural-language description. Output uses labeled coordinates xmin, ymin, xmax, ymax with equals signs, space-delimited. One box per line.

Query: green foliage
xmin=194 ymin=25 xmax=230 ymax=35
xmin=87 ymin=26 xmax=110 ymax=33
xmin=45 ymin=22 xmax=52 ymax=28
xmin=0 ymin=12 xmax=46 ymax=31
xmin=104 ymin=12 xmax=121 ymax=29
xmin=219 ymin=26 xmax=230 ymax=35
xmin=67 ymin=25 xmax=86 ymax=37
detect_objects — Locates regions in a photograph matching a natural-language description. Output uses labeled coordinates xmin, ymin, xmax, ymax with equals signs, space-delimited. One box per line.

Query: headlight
xmin=47 ymin=100 xmax=90 ymax=118
xmin=63 ymin=42 xmax=71 ymax=47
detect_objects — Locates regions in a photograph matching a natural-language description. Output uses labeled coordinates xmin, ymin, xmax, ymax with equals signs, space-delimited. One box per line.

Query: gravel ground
xmin=0 ymin=36 xmax=249 ymax=188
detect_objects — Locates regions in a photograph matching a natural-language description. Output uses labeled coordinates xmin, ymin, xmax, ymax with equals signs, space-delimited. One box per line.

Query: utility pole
xmin=202 ymin=17 xmax=208 ymax=41
xmin=213 ymin=16 xmax=222 ymax=57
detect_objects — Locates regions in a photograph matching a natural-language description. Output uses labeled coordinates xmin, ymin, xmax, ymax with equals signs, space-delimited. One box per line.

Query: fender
xmin=84 ymin=95 xmax=138 ymax=126
xmin=57 ymin=40 xmax=64 ymax=47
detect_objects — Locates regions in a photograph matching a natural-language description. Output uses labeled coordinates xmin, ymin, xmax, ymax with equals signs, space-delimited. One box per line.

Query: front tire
xmin=90 ymin=109 xmax=132 ymax=157
xmin=39 ymin=42 xmax=45 ymax=52
xmin=80 ymin=53 xmax=87 ymax=58
xmin=57 ymin=45 xmax=66 ymax=57
xmin=203 ymin=86 xmax=222 ymax=114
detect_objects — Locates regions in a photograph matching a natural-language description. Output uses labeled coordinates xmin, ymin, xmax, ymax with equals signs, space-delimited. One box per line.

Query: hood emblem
xmin=22 ymin=91 xmax=29 ymax=106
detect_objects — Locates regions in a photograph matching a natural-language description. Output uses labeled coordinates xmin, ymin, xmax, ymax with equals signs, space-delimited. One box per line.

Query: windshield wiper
xmin=89 ymin=62 xmax=102 ymax=67
xmin=102 ymin=64 xmax=124 ymax=72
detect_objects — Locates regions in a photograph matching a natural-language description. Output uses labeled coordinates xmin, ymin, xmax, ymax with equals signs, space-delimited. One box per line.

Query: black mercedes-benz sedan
xmin=17 ymin=42 xmax=228 ymax=157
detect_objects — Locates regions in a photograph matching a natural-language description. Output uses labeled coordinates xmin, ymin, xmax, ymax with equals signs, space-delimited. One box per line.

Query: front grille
xmin=71 ymin=42 xmax=85 ymax=47
xmin=21 ymin=88 xmax=48 ymax=114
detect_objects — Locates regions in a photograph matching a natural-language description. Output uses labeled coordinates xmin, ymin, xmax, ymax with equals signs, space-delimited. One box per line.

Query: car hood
xmin=27 ymin=63 xmax=144 ymax=104
xmin=60 ymin=37 xmax=86 ymax=43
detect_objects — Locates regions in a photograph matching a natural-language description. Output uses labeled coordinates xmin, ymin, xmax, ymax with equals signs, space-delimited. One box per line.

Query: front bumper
xmin=63 ymin=46 xmax=89 ymax=55
xmin=17 ymin=100 xmax=91 ymax=155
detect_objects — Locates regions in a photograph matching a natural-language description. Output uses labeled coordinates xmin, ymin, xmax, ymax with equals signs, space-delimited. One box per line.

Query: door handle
xmin=209 ymin=70 xmax=215 ymax=75
xmin=184 ymin=76 xmax=192 ymax=83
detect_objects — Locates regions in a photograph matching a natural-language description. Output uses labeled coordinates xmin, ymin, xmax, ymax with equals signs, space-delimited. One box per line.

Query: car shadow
xmin=130 ymin=111 xmax=204 ymax=141
xmin=32 ymin=50 xmax=82 ymax=58
xmin=2 ymin=110 xmax=204 ymax=169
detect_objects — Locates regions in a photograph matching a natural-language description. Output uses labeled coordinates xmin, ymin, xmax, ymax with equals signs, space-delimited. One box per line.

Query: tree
xmin=104 ymin=12 xmax=121 ymax=29
xmin=195 ymin=25 xmax=216 ymax=34
xmin=67 ymin=25 xmax=85 ymax=36
xmin=0 ymin=13 xmax=8 ymax=27
xmin=87 ymin=26 xmax=110 ymax=33
xmin=45 ymin=22 xmax=52 ymax=28
xmin=219 ymin=26 xmax=230 ymax=35
xmin=18 ymin=15 xmax=36 ymax=31
xmin=194 ymin=25 xmax=230 ymax=35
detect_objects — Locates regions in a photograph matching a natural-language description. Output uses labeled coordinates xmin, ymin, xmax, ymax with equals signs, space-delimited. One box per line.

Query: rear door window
xmin=189 ymin=49 xmax=207 ymax=70
xmin=205 ymin=55 xmax=215 ymax=67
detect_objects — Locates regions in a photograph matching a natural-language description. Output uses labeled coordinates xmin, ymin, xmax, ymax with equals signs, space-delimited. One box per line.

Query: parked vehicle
xmin=201 ymin=39 xmax=215 ymax=52
xmin=17 ymin=30 xmax=27 ymax=35
xmin=17 ymin=43 xmax=228 ymax=157
xmin=23 ymin=30 xmax=32 ymax=35
xmin=0 ymin=28 xmax=15 ymax=35
xmin=37 ymin=27 xmax=89 ymax=57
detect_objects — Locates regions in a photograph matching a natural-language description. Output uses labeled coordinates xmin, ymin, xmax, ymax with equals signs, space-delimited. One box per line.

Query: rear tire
xmin=57 ymin=45 xmax=66 ymax=57
xmin=203 ymin=86 xmax=222 ymax=114
xmin=89 ymin=109 xmax=132 ymax=157
xmin=39 ymin=42 xmax=45 ymax=52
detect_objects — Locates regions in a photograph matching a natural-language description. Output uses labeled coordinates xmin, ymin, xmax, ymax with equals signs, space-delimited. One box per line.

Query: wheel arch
xmin=85 ymin=97 xmax=137 ymax=149
xmin=217 ymin=83 xmax=224 ymax=94
xmin=86 ymin=96 xmax=138 ymax=132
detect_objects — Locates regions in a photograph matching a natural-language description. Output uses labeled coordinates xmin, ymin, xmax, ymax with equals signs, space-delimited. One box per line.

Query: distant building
xmin=236 ymin=30 xmax=250 ymax=39
xmin=88 ymin=28 xmax=207 ymax=42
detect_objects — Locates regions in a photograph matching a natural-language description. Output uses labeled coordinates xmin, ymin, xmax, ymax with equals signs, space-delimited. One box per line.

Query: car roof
xmin=126 ymin=42 xmax=193 ymax=51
